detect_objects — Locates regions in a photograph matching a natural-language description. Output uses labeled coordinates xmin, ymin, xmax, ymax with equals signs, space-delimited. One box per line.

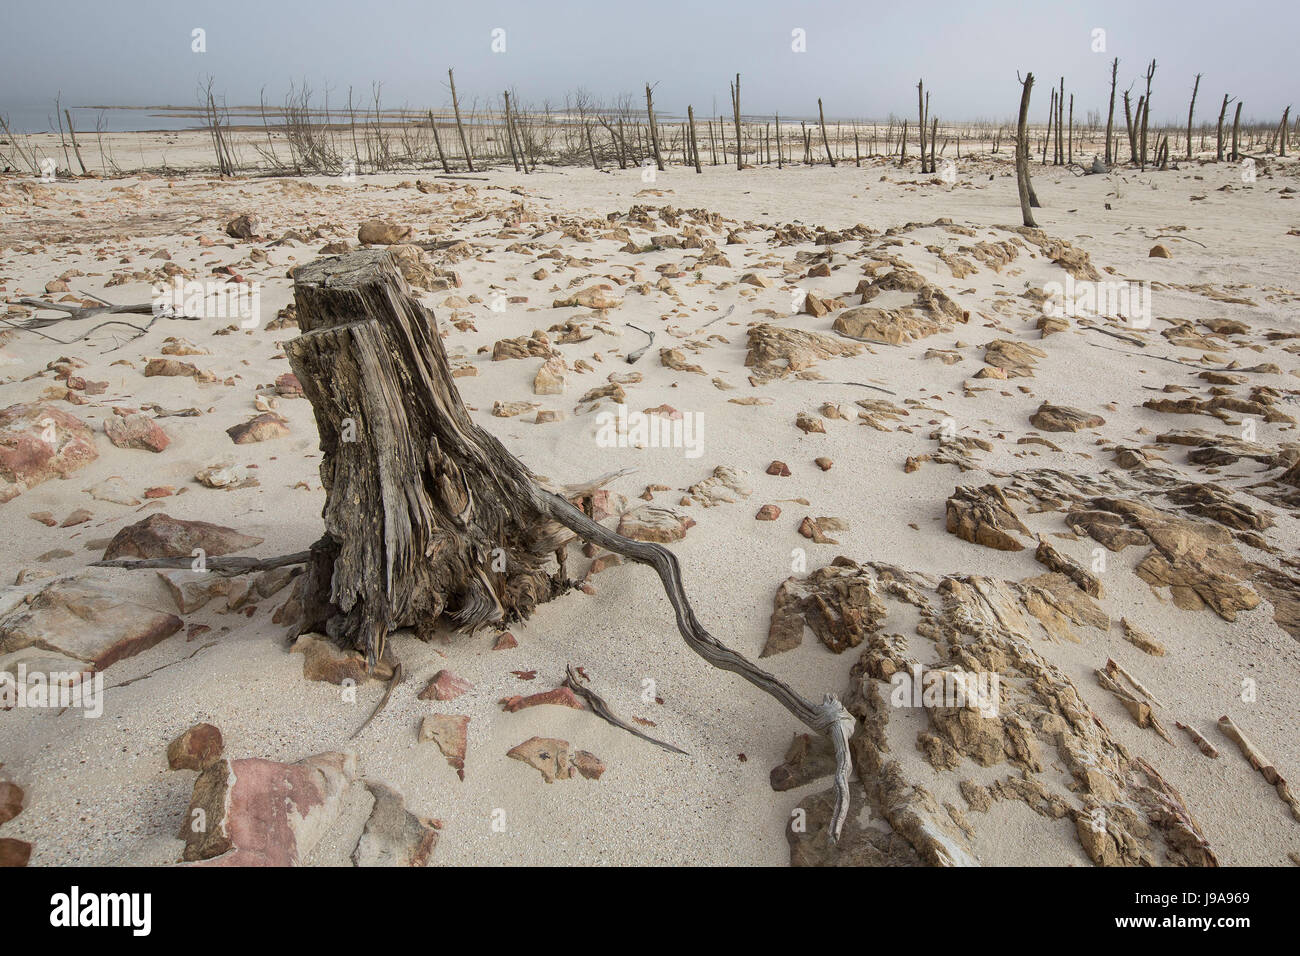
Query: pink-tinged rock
xmin=0 ymin=569 xmax=183 ymax=670
xmin=0 ymin=781 xmax=23 ymax=825
xmin=419 ymin=714 xmax=469 ymax=780
xmin=766 ymin=460 xmax=791 ymax=476
xmin=0 ymin=403 xmax=98 ymax=503
xmin=492 ymin=632 xmax=518 ymax=650
xmin=182 ymin=751 xmax=356 ymax=865
xmin=103 ymin=513 xmax=264 ymax=560
xmin=226 ymin=413 xmax=290 ymax=444
xmin=274 ymin=373 xmax=303 ymax=398
xmin=104 ymin=413 xmax=170 ymax=453
xmin=167 ymin=723 xmax=224 ymax=771
xmin=756 ymin=504 xmax=781 ymax=521
xmin=642 ymin=404 xmax=682 ymax=420
xmin=417 ymin=669 xmax=473 ymax=701
xmin=352 ymin=781 xmax=439 ymax=867
xmin=0 ymin=838 xmax=31 ymax=867
xmin=499 ymin=685 xmax=585 ymax=713
xmin=571 ymin=751 xmax=606 ymax=780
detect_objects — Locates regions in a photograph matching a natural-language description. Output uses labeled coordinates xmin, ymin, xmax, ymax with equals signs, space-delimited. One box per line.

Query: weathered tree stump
xmin=283 ymin=251 xmax=568 ymax=664
xmin=280 ymin=250 xmax=856 ymax=840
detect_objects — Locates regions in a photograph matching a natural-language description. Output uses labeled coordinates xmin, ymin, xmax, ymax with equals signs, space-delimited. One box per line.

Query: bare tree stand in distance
xmin=1016 ymin=72 xmax=1038 ymax=227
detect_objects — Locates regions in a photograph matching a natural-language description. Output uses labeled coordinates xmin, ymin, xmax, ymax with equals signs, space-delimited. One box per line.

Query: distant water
xmin=0 ymin=105 xmax=213 ymax=134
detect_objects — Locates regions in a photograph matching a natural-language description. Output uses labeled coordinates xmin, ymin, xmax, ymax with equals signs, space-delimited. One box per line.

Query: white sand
xmin=1 ymin=136 xmax=1298 ymax=865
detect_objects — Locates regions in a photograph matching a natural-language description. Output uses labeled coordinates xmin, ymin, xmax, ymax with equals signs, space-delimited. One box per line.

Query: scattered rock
xmin=182 ymin=751 xmax=356 ymax=865
xmin=616 ymin=506 xmax=695 ymax=543
xmin=0 ymin=403 xmax=98 ymax=503
xmin=946 ymin=484 xmax=1031 ymax=551
xmin=103 ymin=513 xmax=263 ymax=560
xmin=1030 ymin=403 xmax=1106 ymax=433
xmin=167 ymin=723 xmax=224 ymax=771
xmin=419 ymin=714 xmax=469 ymax=780
xmin=351 ymin=781 xmax=439 ymax=867
xmin=104 ymin=413 xmax=170 ymax=453
xmin=0 ymin=568 xmax=182 ymax=669
xmin=226 ymin=412 xmax=290 ymax=444
xmin=417 ymin=669 xmax=473 ymax=701
xmin=358 ymin=220 xmax=412 ymax=245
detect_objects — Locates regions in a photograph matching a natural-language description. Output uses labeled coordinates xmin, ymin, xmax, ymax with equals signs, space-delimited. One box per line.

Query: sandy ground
xmin=1 ymin=132 xmax=1298 ymax=865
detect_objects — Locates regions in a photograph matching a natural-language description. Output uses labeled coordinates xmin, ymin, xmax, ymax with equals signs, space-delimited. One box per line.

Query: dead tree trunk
xmin=1056 ymin=77 xmax=1065 ymax=165
xmin=1104 ymin=57 xmax=1118 ymax=166
xmin=730 ymin=74 xmax=743 ymax=170
xmin=1016 ymin=72 xmax=1038 ymax=227
xmin=917 ymin=80 xmax=928 ymax=173
xmin=1279 ymin=106 xmax=1290 ymax=156
xmin=63 ymin=109 xmax=87 ymax=175
xmin=687 ymin=105 xmax=702 ymax=173
xmin=1231 ymin=101 xmax=1243 ymax=161
xmin=448 ymin=69 xmax=474 ymax=172
xmin=281 ymin=250 xmax=855 ymax=838
xmin=1186 ymin=74 xmax=1201 ymax=161
xmin=503 ymin=93 xmax=521 ymax=172
xmin=1124 ymin=90 xmax=1138 ymax=164
xmin=818 ymin=98 xmax=836 ymax=167
xmin=428 ymin=111 xmax=451 ymax=173
xmin=645 ymin=84 xmax=664 ymax=171
xmin=1217 ymin=94 xmax=1231 ymax=161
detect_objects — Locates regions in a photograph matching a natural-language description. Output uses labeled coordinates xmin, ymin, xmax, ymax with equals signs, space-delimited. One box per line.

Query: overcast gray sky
xmin=1 ymin=0 xmax=1295 ymax=125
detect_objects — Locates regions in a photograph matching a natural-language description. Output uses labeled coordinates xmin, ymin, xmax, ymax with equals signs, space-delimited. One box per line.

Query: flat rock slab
xmin=103 ymin=513 xmax=264 ymax=560
xmin=0 ymin=568 xmax=183 ymax=670
xmin=183 ymin=752 xmax=356 ymax=866
xmin=351 ymin=781 xmax=439 ymax=867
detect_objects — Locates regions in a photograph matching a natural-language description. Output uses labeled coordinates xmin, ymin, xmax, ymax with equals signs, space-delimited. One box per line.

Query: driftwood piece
xmin=563 ymin=665 xmax=687 ymax=755
xmin=282 ymin=250 xmax=857 ymax=840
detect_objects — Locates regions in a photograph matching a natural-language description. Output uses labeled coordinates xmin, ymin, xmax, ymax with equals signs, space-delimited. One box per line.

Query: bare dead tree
xmin=1124 ymin=88 xmax=1138 ymax=164
xmin=1016 ymin=72 xmax=1038 ymax=227
xmin=687 ymin=105 xmax=702 ymax=173
xmin=917 ymin=80 xmax=928 ymax=173
xmin=645 ymin=83 xmax=664 ymax=171
xmin=730 ymin=74 xmax=742 ymax=169
xmin=63 ymin=108 xmax=87 ymax=175
xmin=1186 ymin=74 xmax=1202 ymax=161
xmin=448 ymin=69 xmax=474 ymax=171
xmin=1105 ymin=57 xmax=1118 ymax=165
xmin=1216 ymin=94 xmax=1233 ymax=161
xmin=1139 ymin=59 xmax=1156 ymax=169
xmin=818 ymin=98 xmax=836 ymax=167
xmin=1057 ymin=77 xmax=1065 ymax=165
xmin=1231 ymin=100 xmax=1243 ymax=161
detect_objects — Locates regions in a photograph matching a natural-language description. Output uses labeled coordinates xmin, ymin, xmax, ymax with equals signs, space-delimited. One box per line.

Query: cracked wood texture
xmin=285 ymin=250 xmax=567 ymax=665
